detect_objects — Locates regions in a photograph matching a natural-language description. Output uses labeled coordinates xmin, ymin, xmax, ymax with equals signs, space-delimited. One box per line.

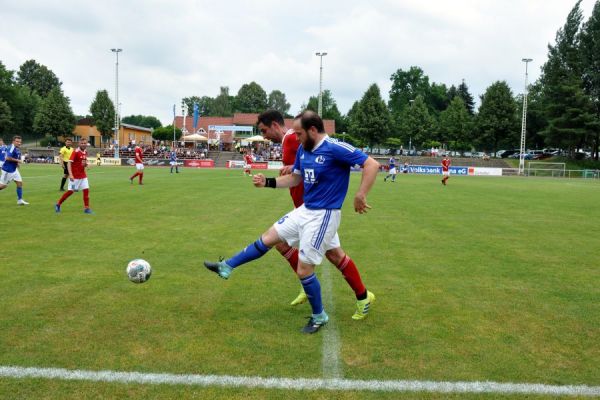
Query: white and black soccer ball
xmin=126 ymin=259 xmax=152 ymax=284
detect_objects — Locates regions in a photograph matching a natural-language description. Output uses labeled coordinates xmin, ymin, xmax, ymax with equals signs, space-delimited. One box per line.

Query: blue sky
xmin=0 ymin=0 xmax=596 ymax=125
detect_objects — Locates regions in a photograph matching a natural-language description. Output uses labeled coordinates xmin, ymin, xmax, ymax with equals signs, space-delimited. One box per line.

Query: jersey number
xmin=304 ymin=168 xmax=316 ymax=184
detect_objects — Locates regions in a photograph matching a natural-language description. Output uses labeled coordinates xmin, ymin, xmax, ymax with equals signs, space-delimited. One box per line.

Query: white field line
xmin=1 ymin=366 xmax=599 ymax=396
xmin=321 ymin=264 xmax=342 ymax=379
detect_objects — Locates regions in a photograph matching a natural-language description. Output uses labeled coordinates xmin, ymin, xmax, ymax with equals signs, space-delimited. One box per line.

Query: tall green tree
xmin=457 ymin=80 xmax=476 ymax=115
xmin=304 ymin=90 xmax=346 ymax=132
xmin=398 ymin=95 xmax=435 ymax=149
xmin=475 ymin=81 xmax=518 ymax=153
xmin=33 ymin=87 xmax=75 ymax=140
xmin=16 ymin=59 xmax=61 ymax=97
xmin=540 ymin=0 xmax=596 ymax=154
xmin=438 ymin=97 xmax=473 ymax=150
xmin=153 ymin=125 xmax=182 ymax=141
xmin=0 ymin=61 xmax=41 ymax=138
xmin=349 ymin=84 xmax=391 ymax=148
xmin=212 ymin=87 xmax=234 ymax=116
xmin=90 ymin=90 xmax=116 ymax=141
xmin=267 ymin=90 xmax=290 ymax=116
xmin=580 ymin=0 xmax=600 ymax=159
xmin=388 ymin=66 xmax=430 ymax=115
xmin=121 ymin=114 xmax=162 ymax=129
xmin=235 ymin=81 xmax=267 ymax=113
xmin=0 ymin=99 xmax=12 ymax=137
xmin=428 ymin=82 xmax=450 ymax=115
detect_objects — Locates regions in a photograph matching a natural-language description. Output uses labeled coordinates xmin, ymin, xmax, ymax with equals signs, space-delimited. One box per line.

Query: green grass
xmin=0 ymin=164 xmax=599 ymax=399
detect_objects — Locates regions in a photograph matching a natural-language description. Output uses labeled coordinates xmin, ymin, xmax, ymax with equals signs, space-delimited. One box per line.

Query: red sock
xmin=83 ymin=189 xmax=89 ymax=208
xmin=58 ymin=190 xmax=73 ymax=205
xmin=130 ymin=172 xmax=139 ymax=180
xmin=139 ymin=172 xmax=143 ymax=184
xmin=277 ymin=245 xmax=298 ymax=272
xmin=337 ymin=255 xmax=367 ymax=298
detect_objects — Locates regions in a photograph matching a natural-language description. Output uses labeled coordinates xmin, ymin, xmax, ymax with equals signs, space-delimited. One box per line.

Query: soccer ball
xmin=126 ymin=259 xmax=152 ymax=284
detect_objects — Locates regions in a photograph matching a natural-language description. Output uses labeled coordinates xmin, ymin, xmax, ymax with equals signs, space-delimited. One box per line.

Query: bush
xmin=39 ymin=136 xmax=59 ymax=147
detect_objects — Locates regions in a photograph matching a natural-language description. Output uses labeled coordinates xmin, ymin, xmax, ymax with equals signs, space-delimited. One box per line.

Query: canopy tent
xmin=181 ymin=133 xmax=208 ymax=141
xmin=245 ymin=135 xmax=271 ymax=143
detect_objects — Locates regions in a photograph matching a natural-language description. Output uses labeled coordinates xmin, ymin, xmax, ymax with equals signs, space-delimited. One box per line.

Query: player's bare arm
xmin=253 ymin=173 xmax=301 ymax=188
xmin=354 ymin=157 xmax=380 ymax=214
xmin=67 ymin=161 xmax=74 ymax=180
xmin=279 ymin=165 xmax=293 ymax=176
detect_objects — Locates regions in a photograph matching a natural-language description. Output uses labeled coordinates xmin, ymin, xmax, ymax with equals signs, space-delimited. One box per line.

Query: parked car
xmin=500 ymin=150 xmax=519 ymax=158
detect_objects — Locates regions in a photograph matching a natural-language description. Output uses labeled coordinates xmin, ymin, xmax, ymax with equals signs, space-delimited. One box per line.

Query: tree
xmin=475 ymin=81 xmax=518 ymax=153
xmin=16 ymin=59 xmax=61 ymax=97
xmin=153 ymin=125 xmax=182 ymax=142
xmin=0 ymin=99 xmax=12 ymax=137
xmin=388 ymin=66 xmax=430 ymax=116
xmin=398 ymin=95 xmax=435 ymax=148
xmin=267 ymin=90 xmax=291 ymax=115
xmin=212 ymin=87 xmax=234 ymax=116
xmin=349 ymin=84 xmax=391 ymax=148
xmin=235 ymin=81 xmax=267 ymax=113
xmin=90 ymin=90 xmax=115 ymax=141
xmin=438 ymin=97 xmax=473 ymax=150
xmin=304 ymin=90 xmax=346 ymax=132
xmin=121 ymin=115 xmax=162 ymax=129
xmin=33 ymin=87 xmax=75 ymax=140
xmin=457 ymin=80 xmax=476 ymax=115
xmin=427 ymin=82 xmax=450 ymax=115
xmin=0 ymin=61 xmax=41 ymax=138
xmin=540 ymin=0 xmax=597 ymax=155
xmin=580 ymin=0 xmax=600 ymax=159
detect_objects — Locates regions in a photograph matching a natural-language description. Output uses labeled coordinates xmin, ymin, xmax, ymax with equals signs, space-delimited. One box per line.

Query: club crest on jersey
xmin=315 ymin=155 xmax=326 ymax=164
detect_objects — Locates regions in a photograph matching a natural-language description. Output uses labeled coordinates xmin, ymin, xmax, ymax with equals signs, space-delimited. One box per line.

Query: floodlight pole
xmin=111 ymin=48 xmax=122 ymax=159
xmin=519 ymin=58 xmax=533 ymax=176
xmin=315 ymin=52 xmax=327 ymax=116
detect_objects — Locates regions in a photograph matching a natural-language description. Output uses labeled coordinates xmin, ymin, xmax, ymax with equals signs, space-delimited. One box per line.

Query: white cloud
xmin=0 ymin=0 xmax=596 ymax=125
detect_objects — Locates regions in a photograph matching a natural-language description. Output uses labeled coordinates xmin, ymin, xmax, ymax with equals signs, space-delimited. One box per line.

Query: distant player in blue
xmin=204 ymin=111 xmax=380 ymax=333
xmin=169 ymin=149 xmax=179 ymax=173
xmin=0 ymin=135 xmax=29 ymax=205
xmin=0 ymin=138 xmax=7 ymax=170
xmin=383 ymin=156 xmax=397 ymax=182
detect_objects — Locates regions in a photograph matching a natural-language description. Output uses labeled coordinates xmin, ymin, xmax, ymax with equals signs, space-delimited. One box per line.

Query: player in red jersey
xmin=441 ymin=156 xmax=451 ymax=185
xmin=243 ymin=150 xmax=253 ymax=176
xmin=129 ymin=142 xmax=145 ymax=185
xmin=257 ymin=110 xmax=373 ymax=318
xmin=55 ymin=137 xmax=92 ymax=214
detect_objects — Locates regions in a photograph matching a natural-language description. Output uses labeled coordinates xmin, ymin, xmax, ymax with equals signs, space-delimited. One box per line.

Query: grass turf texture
xmin=0 ymin=164 xmax=598 ymax=399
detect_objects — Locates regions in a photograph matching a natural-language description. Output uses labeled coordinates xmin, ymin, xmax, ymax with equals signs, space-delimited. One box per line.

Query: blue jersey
xmin=1 ymin=144 xmax=20 ymax=173
xmin=293 ymin=136 xmax=368 ymax=210
xmin=0 ymin=144 xmax=7 ymax=162
xmin=389 ymin=157 xmax=396 ymax=168
xmin=170 ymin=151 xmax=177 ymax=161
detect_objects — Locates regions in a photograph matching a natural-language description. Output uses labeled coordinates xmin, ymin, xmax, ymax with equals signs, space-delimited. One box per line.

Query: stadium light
xmin=315 ymin=52 xmax=327 ymax=117
xmin=519 ymin=58 xmax=533 ymax=176
xmin=111 ymin=48 xmax=122 ymax=159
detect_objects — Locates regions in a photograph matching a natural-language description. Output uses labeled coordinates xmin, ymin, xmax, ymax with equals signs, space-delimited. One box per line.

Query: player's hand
xmin=354 ymin=193 xmax=372 ymax=214
xmin=253 ymin=173 xmax=266 ymax=187
xmin=279 ymin=165 xmax=293 ymax=176
xmin=69 ymin=176 xmax=74 ymax=182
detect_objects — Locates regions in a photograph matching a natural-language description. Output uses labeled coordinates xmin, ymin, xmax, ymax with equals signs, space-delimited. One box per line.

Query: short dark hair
xmin=257 ymin=109 xmax=285 ymax=127
xmin=295 ymin=110 xmax=324 ymax=133
xmin=13 ymin=135 xmax=22 ymax=141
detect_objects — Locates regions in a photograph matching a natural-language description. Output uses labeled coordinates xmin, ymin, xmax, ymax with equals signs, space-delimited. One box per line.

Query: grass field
xmin=0 ymin=164 xmax=599 ymax=399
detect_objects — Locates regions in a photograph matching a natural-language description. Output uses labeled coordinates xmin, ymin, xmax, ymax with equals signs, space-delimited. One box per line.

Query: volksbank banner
xmin=408 ymin=165 xmax=468 ymax=175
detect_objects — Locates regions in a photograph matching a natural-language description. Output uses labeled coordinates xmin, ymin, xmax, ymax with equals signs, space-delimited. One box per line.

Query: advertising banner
xmin=407 ymin=165 xmax=468 ymax=175
xmin=100 ymin=158 xmax=122 ymax=166
xmin=250 ymin=162 xmax=268 ymax=170
xmin=227 ymin=160 xmax=245 ymax=169
xmin=468 ymin=167 xmax=503 ymax=176
xmin=268 ymin=161 xmax=283 ymax=170
xmin=184 ymin=159 xmax=215 ymax=168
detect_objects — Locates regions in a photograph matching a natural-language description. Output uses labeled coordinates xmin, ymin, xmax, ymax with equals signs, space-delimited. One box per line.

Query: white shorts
xmin=68 ymin=178 xmax=89 ymax=191
xmin=169 ymin=161 xmax=177 ymax=166
xmin=273 ymin=205 xmax=341 ymax=265
xmin=442 ymin=170 xmax=450 ymax=176
xmin=389 ymin=167 xmax=397 ymax=175
xmin=0 ymin=169 xmax=22 ymax=185
xmin=243 ymin=164 xmax=251 ymax=169
xmin=135 ymin=163 xmax=144 ymax=171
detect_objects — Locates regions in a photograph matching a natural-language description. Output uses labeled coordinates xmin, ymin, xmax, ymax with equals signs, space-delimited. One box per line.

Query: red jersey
xmin=244 ymin=154 xmax=253 ymax=164
xmin=441 ymin=158 xmax=451 ymax=171
xmin=135 ymin=146 xmax=143 ymax=163
xmin=282 ymin=129 xmax=304 ymax=208
xmin=69 ymin=148 xmax=87 ymax=179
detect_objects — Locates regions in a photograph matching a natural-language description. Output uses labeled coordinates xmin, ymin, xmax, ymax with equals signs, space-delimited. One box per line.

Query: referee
xmin=59 ymin=138 xmax=73 ymax=191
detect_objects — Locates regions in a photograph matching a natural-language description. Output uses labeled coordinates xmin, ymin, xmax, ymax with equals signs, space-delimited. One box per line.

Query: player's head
xmin=65 ymin=138 xmax=72 ymax=147
xmin=12 ymin=135 xmax=22 ymax=147
xmin=293 ymin=110 xmax=324 ymax=151
xmin=257 ymin=110 xmax=285 ymax=142
xmin=78 ymin=137 xmax=88 ymax=149
xmin=0 ymin=138 xmax=4 ymax=145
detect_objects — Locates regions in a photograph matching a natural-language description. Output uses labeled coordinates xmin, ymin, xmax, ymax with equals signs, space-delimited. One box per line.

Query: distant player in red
xmin=257 ymin=110 xmax=371 ymax=316
xmin=130 ymin=142 xmax=144 ymax=185
xmin=243 ymin=151 xmax=253 ymax=176
xmin=55 ymin=137 xmax=92 ymax=214
xmin=441 ymin=156 xmax=451 ymax=185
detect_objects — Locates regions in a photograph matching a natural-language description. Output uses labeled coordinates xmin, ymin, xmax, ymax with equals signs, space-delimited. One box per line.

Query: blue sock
xmin=16 ymin=187 xmax=22 ymax=200
xmin=301 ymin=273 xmax=324 ymax=315
xmin=225 ymin=237 xmax=270 ymax=268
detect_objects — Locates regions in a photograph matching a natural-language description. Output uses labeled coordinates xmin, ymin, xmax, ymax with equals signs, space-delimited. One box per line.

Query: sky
xmin=0 ymin=0 xmax=597 ymax=126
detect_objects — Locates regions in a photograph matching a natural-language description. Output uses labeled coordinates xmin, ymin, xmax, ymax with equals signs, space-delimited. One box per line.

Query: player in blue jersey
xmin=0 ymin=138 xmax=7 ymax=170
xmin=0 ymin=135 xmax=29 ymax=205
xmin=204 ymin=111 xmax=380 ymax=333
xmin=169 ymin=149 xmax=179 ymax=173
xmin=383 ymin=156 xmax=397 ymax=182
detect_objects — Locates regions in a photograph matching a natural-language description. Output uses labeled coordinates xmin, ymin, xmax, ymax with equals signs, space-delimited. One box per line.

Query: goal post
xmin=526 ymin=162 xmax=566 ymax=177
